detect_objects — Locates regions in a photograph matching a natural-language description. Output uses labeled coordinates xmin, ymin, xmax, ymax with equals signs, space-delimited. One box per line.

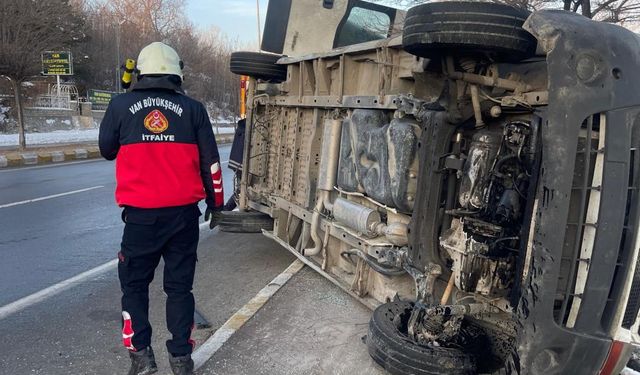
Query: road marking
xmin=0 ymin=159 xmax=105 ymax=173
xmin=0 ymin=259 xmax=119 ymax=320
xmin=0 ymin=186 xmax=105 ymax=209
xmin=0 ymin=222 xmax=214 ymax=320
xmin=221 ymin=160 xmax=229 ymax=165
xmin=192 ymin=259 xmax=305 ymax=370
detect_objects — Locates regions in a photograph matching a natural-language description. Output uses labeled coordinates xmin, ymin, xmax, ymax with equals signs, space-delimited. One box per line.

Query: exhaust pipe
xmin=304 ymin=119 xmax=342 ymax=256
xmin=332 ymin=197 xmax=409 ymax=246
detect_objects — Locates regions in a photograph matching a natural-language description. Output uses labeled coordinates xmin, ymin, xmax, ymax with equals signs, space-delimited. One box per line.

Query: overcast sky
xmin=186 ymin=0 xmax=269 ymax=45
xmin=184 ymin=0 xmax=411 ymax=45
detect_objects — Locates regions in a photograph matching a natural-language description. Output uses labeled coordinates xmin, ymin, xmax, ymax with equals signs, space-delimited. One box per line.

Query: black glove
xmin=204 ymin=207 xmax=224 ymax=229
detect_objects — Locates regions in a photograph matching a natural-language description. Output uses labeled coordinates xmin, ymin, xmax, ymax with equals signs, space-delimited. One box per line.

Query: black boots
xmin=126 ymin=346 xmax=193 ymax=375
xmin=127 ymin=347 xmax=158 ymax=375
xmin=169 ymin=354 xmax=194 ymax=375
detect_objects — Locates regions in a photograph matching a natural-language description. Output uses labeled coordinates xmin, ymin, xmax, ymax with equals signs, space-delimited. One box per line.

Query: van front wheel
xmin=366 ymin=301 xmax=477 ymax=375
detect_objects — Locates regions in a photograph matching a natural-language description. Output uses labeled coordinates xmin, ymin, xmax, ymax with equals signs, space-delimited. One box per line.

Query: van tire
xmin=402 ymin=1 xmax=536 ymax=61
xmin=366 ymin=301 xmax=477 ymax=375
xmin=229 ymin=51 xmax=287 ymax=82
xmin=217 ymin=211 xmax=274 ymax=233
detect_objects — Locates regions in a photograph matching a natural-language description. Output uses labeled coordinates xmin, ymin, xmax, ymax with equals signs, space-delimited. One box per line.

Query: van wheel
xmin=402 ymin=1 xmax=536 ymax=61
xmin=366 ymin=301 xmax=477 ymax=375
xmin=217 ymin=211 xmax=274 ymax=233
xmin=229 ymin=51 xmax=287 ymax=82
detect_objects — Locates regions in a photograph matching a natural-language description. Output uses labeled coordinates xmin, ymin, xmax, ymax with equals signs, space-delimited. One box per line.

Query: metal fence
xmin=50 ymin=84 xmax=79 ymax=100
xmin=25 ymin=94 xmax=71 ymax=110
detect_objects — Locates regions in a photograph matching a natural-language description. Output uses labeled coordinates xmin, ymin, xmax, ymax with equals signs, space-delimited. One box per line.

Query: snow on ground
xmin=0 ymin=126 xmax=236 ymax=147
xmin=214 ymin=115 xmax=239 ymax=124
xmin=212 ymin=126 xmax=236 ymax=135
xmin=0 ymin=104 xmax=9 ymax=124
xmin=623 ymin=368 xmax=640 ymax=375
xmin=0 ymin=129 xmax=99 ymax=147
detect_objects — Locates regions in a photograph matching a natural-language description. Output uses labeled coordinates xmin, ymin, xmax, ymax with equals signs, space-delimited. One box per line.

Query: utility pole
xmin=115 ymin=20 xmax=125 ymax=93
xmin=256 ymin=0 xmax=262 ymax=51
xmin=116 ymin=28 xmax=120 ymax=92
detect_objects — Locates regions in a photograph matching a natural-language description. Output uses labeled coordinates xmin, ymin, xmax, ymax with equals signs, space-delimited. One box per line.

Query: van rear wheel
xmin=217 ymin=211 xmax=274 ymax=233
xmin=229 ymin=51 xmax=287 ymax=82
xmin=402 ymin=1 xmax=536 ymax=61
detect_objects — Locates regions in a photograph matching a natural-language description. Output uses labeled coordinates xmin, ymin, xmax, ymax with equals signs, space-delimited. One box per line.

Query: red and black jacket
xmin=99 ymin=76 xmax=223 ymax=210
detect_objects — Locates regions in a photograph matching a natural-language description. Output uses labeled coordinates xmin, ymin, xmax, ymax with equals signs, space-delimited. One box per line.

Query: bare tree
xmin=562 ymin=0 xmax=640 ymax=22
xmin=0 ymin=0 xmax=84 ymax=149
xmin=172 ymin=26 xmax=243 ymax=121
xmin=79 ymin=0 xmax=242 ymax=119
xmin=108 ymin=0 xmax=187 ymax=43
xmin=77 ymin=0 xmax=190 ymax=89
xmin=67 ymin=0 xmax=242 ymax=121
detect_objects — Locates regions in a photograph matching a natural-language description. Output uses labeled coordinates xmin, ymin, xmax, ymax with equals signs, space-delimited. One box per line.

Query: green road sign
xmin=88 ymin=89 xmax=117 ymax=110
xmin=42 ymin=51 xmax=73 ymax=75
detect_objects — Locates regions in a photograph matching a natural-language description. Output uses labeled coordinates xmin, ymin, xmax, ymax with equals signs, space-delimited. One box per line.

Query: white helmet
xmin=137 ymin=42 xmax=183 ymax=79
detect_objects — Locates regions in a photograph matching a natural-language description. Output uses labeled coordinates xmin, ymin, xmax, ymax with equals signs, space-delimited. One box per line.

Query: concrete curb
xmin=22 ymin=153 xmax=38 ymax=165
xmin=0 ymin=135 xmax=234 ymax=169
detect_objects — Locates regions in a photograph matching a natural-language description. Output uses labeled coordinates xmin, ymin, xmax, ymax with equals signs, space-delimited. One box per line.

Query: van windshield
xmin=361 ymin=0 xmax=425 ymax=10
xmin=335 ymin=6 xmax=392 ymax=47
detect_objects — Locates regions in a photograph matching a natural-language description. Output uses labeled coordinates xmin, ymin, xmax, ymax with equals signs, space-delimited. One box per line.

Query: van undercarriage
xmin=231 ymin=3 xmax=640 ymax=374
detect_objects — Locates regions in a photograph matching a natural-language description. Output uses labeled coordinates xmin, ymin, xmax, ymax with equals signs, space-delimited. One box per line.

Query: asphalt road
xmin=0 ymin=145 xmax=234 ymax=305
xmin=0 ymin=144 xmax=301 ymax=374
xmin=0 ymin=144 xmax=386 ymax=375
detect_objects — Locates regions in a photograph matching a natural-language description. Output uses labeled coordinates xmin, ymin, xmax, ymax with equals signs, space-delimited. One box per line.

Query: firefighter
xmin=223 ymin=118 xmax=245 ymax=211
xmin=99 ymin=42 xmax=224 ymax=375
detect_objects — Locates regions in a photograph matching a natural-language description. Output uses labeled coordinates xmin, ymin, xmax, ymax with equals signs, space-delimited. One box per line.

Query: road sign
xmin=88 ymin=89 xmax=117 ymax=110
xmin=42 ymin=51 xmax=73 ymax=76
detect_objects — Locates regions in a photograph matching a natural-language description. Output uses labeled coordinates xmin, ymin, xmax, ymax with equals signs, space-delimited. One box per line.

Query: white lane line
xmin=0 ymin=186 xmax=105 ymax=209
xmin=0 ymin=158 xmax=228 ymax=173
xmin=0 ymin=159 xmax=105 ymax=173
xmin=0 ymin=259 xmax=119 ymax=320
xmin=0 ymin=221 xmax=214 ymax=320
xmin=192 ymin=259 xmax=305 ymax=370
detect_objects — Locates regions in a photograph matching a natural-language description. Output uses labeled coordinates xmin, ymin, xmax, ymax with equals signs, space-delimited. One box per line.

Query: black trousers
xmin=118 ymin=203 xmax=200 ymax=356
